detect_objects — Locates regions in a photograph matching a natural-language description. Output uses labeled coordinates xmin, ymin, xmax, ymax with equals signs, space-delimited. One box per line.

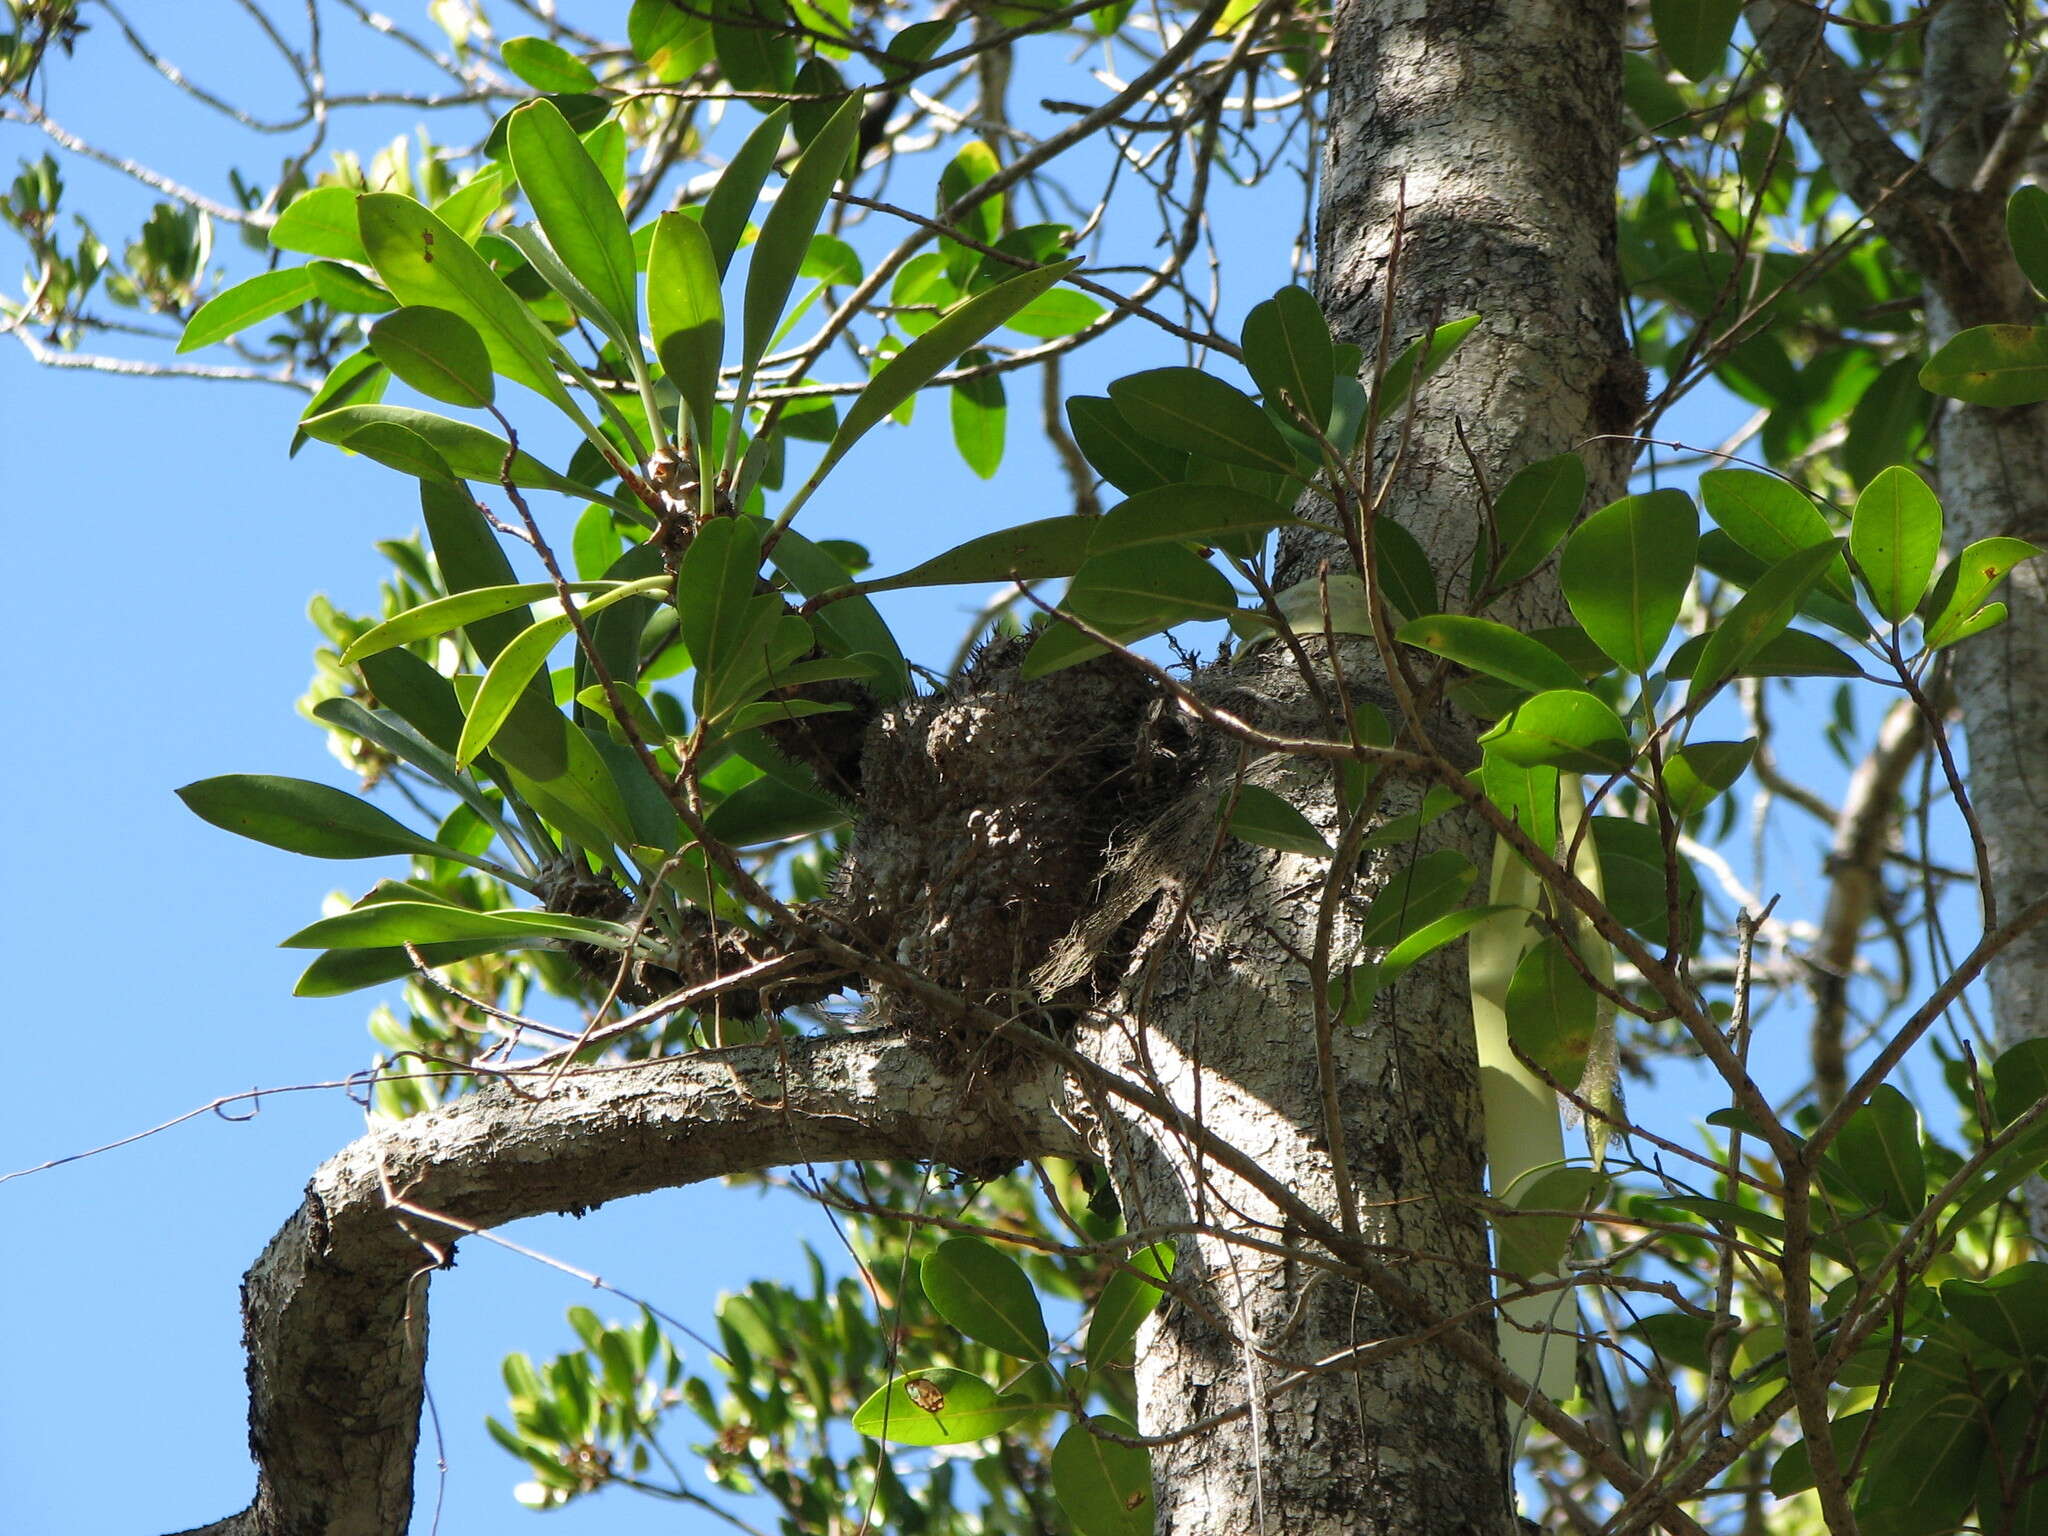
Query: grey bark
xmin=167 ymin=1030 xmax=1080 ymax=1536
xmin=1071 ymin=4 xmax=1636 ymax=1534
xmin=1754 ymin=0 xmax=2048 ymax=1230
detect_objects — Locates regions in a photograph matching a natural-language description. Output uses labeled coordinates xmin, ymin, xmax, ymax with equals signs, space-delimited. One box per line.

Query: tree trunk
xmin=1073 ymin=5 xmax=1633 ymax=1531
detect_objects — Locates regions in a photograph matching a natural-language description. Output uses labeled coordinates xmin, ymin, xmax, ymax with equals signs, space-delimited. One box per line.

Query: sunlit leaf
xmin=1849 ymin=466 xmax=1942 ymax=624
xmin=1051 ymin=1418 xmax=1153 ymax=1536
xmin=507 ymin=98 xmax=639 ymax=341
xmin=922 ymin=1238 xmax=1050 ymax=1360
xmin=1561 ymin=489 xmax=1695 ymax=673
xmin=369 ymin=305 xmax=495 ymax=408
xmin=1084 ymin=1243 xmax=1174 ymax=1369
xmin=270 ymin=185 xmax=371 ymax=263
xmin=1490 ymin=452 xmax=1587 ymax=587
xmin=1687 ymin=540 xmax=1845 ymax=706
xmin=850 ymin=1368 xmax=1049 ymax=1446
xmin=178 ymin=268 xmax=317 ymax=352
xmin=1241 ymin=285 xmax=1335 ymax=431
xmin=648 ymin=210 xmax=724 ymax=446
xmin=1226 ymin=783 xmax=1332 ymax=856
xmin=1481 ymin=691 xmax=1634 ymax=775
xmin=501 ymin=35 xmax=599 ymax=92
xmin=1398 ymin=614 xmax=1585 ymax=695
xmin=1920 ymin=324 xmax=2048 ymax=406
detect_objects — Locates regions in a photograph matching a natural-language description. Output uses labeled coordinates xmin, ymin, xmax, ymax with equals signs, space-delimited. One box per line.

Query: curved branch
xmin=167 ymin=1027 xmax=1080 ymax=1536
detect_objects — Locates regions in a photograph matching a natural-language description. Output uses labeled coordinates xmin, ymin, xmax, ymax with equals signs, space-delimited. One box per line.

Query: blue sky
xmin=0 ymin=6 xmax=1956 ymax=1535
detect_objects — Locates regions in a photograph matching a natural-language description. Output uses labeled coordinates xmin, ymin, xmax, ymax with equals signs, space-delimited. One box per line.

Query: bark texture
xmin=168 ymin=1031 xmax=1079 ymax=1536
xmin=1067 ymin=5 xmax=1635 ymax=1533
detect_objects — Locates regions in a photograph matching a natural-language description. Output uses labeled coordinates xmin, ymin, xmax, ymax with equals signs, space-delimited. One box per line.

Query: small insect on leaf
xmin=904 ymin=1377 xmax=947 ymax=1413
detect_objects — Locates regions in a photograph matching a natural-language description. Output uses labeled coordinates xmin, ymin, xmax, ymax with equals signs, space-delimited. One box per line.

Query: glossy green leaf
xmin=1945 ymin=1264 xmax=2048 ymax=1363
xmin=1697 ymin=529 xmax=1870 ymax=639
xmin=356 ymin=192 xmax=571 ymax=408
xmin=703 ymin=771 xmax=850 ymax=844
xmin=814 ymin=261 xmax=1079 ymax=481
xmin=1397 ymin=614 xmax=1585 ymax=695
xmin=1923 ymin=537 xmax=2041 ymax=649
xmin=1665 ymin=627 xmax=1859 ymax=680
xmin=1002 ymin=286 xmax=1105 ymax=339
xmin=850 ymin=1368 xmax=1049 ymax=1446
xmin=338 ymin=421 xmax=455 ymax=482
xmin=306 ymin=259 xmax=396 ymax=314
xmin=301 ymin=404 xmax=601 ymax=498
xmin=700 ymin=107 xmax=789 ymax=277
xmin=629 ymin=0 xmax=711 ymax=79
xmin=270 ymin=185 xmax=371 ymax=262
xmin=459 ymin=613 xmax=572 ymax=765
xmin=1662 ymin=739 xmax=1756 ymax=818
xmin=1051 ymin=1418 xmax=1153 ymax=1536
xmin=2009 ymin=184 xmax=2048 ymax=298
xmin=1067 ymin=395 xmax=1186 ymax=493
xmin=1849 ymin=465 xmax=1942 ymax=623
xmin=1481 ymin=691 xmax=1634 ymax=775
xmin=1108 ymin=367 xmax=1300 ymax=475
xmin=647 ymin=210 xmax=724 ymax=445
xmin=1920 ymin=324 xmax=2048 ymax=406
xmin=1021 ymin=543 xmax=1237 ymax=677
xmin=177 ymin=268 xmax=317 ymax=352
xmin=863 ymin=516 xmax=1096 ymax=593
xmin=1226 ymin=783 xmax=1332 ymax=856
xmin=1505 ymin=935 xmax=1598 ymax=1085
xmin=1241 ymin=285 xmax=1334 ymax=431
xmin=1372 ymin=313 xmax=1479 ymax=417
xmin=1653 ymin=0 xmax=1740 ymax=80
xmin=1688 ymin=540 xmax=1846 ymax=706
xmin=282 ymin=900 xmax=626 ymax=950
xmin=177 ymin=775 xmax=449 ymax=860
xmin=741 ymin=94 xmax=862 ymax=375
xmin=1358 ymin=849 xmax=1475 ymax=948
xmin=368 ymin=305 xmax=495 ymax=408
xmin=1084 ymin=1243 xmax=1173 ymax=1369
xmin=1699 ymin=469 xmax=1852 ymax=602
xmin=1827 ymin=1084 xmax=1924 ymax=1220
xmin=1381 ymin=905 xmax=1516 ymax=977
xmin=1561 ymin=488 xmax=1696 ymax=674
xmin=1490 ymin=452 xmax=1587 ymax=587
xmin=341 ymin=581 xmax=617 ymax=665
xmin=922 ymin=1238 xmax=1050 ymax=1360
xmin=711 ymin=0 xmax=797 ymax=94
xmin=293 ymin=939 xmax=516 ymax=997
xmin=507 ymin=98 xmax=639 ymax=341
xmin=1089 ymin=483 xmax=1300 ymax=555
xmin=501 ymin=35 xmax=598 ymax=92
xmin=950 ymin=353 xmax=1006 ymax=478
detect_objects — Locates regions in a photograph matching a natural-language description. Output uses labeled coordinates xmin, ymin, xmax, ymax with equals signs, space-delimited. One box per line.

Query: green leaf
xmin=813 ymin=261 xmax=1080 ymax=482
xmin=1505 ymin=935 xmax=1598 ymax=1085
xmin=1560 ymin=488 xmax=1696 ymax=673
xmin=850 ymin=1368 xmax=1049 ymax=1446
xmin=1226 ymin=783 xmax=1332 ymax=856
xmin=1827 ymin=1084 xmax=1925 ymax=1220
xmin=1923 ymin=536 xmax=2041 ymax=649
xmin=1372 ymin=313 xmax=1479 ymax=417
xmin=1373 ymin=516 xmax=1439 ymax=624
xmin=1855 ymin=1343 xmax=1991 ymax=1536
xmin=1771 ymin=1411 xmax=1874 ymax=1498
xmin=301 ymin=404 xmax=603 ymax=497
xmin=647 ymin=210 xmax=725 ymax=446
xmin=1002 ymin=286 xmax=1105 ymax=339
xmin=862 ymin=516 xmax=1097 ymax=593
xmin=368 ymin=305 xmax=496 ymax=408
xmin=741 ymin=94 xmax=862 ymax=376
xmin=177 ymin=268 xmax=317 ymax=352
xmin=1665 ymin=627 xmax=1860 ymax=680
xmin=1051 ymin=1418 xmax=1153 ymax=1536
xmin=177 ymin=775 xmax=447 ymax=860
xmin=1381 ymin=905 xmax=1516 ymax=977
xmin=1490 ymin=452 xmax=1587 ymax=587
xmin=922 ymin=1238 xmax=1050 ymax=1360
xmin=356 ymin=192 xmax=572 ymax=409
xmin=2009 ymin=184 xmax=2048 ymax=299
xmin=270 ymin=185 xmax=371 ymax=262
xmin=1108 ymin=367 xmax=1300 ymax=475
xmin=765 ymin=529 xmax=908 ymax=697
xmin=293 ymin=939 xmax=517 ymax=997
xmin=703 ymin=771 xmax=850 ymax=845
xmin=1084 ymin=1243 xmax=1174 ymax=1369
xmin=1241 ymin=285 xmax=1335 ymax=431
xmin=1943 ymin=1264 xmax=2048 ymax=1360
xmin=459 ymin=612 xmax=572 ymax=765
xmin=1849 ymin=466 xmax=1943 ymax=624
xmin=507 ymin=98 xmax=639 ymax=342
xmin=700 ymin=107 xmax=790 ymax=277
xmin=1845 ymin=357 xmax=1933 ymax=488
xmin=1492 ymin=1166 xmax=1608 ymax=1277
xmin=1687 ymin=540 xmax=1846 ymax=706
xmin=1652 ymin=0 xmax=1740 ymax=81
xmin=1481 ymin=691 xmax=1635 ymax=775
xmin=1591 ymin=815 xmax=1699 ymax=946
xmin=501 ymin=35 xmax=598 ymax=92
xmin=1397 ymin=614 xmax=1584 ymax=695
xmin=1920 ymin=324 xmax=2048 ymax=406
xmin=950 ymin=353 xmax=1006 ymax=478
xmin=1697 ymin=529 xmax=1870 ymax=639
xmin=342 ymin=582 xmax=617 ymax=665
xmin=1067 ymin=395 xmax=1186 ymax=493
xmin=307 ymin=260 xmax=397 ymax=314
xmin=282 ymin=900 xmax=627 ymax=950
xmin=1699 ymin=468 xmax=1853 ymax=603
xmin=338 ymin=422 xmax=456 ymax=483
xmin=711 ymin=0 xmax=797 ymax=94
xmin=1021 ymin=543 xmax=1237 ymax=677
xmin=1089 ymin=483 xmax=1300 ymax=555
xmin=1359 ymin=849 xmax=1475 ymax=948
xmin=1662 ymin=739 xmax=1757 ymax=818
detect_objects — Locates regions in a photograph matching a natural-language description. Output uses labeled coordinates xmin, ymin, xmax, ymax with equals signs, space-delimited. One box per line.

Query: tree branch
xmin=166 ymin=1027 xmax=1080 ymax=1536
